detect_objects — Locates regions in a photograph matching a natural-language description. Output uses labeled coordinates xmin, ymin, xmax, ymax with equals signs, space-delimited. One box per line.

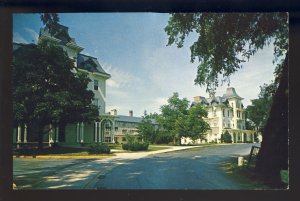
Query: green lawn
xmin=148 ymin=145 xmax=172 ymax=151
xmin=14 ymin=146 xmax=113 ymax=156
xmin=222 ymin=156 xmax=288 ymax=189
xmin=14 ymin=144 xmax=173 ymax=156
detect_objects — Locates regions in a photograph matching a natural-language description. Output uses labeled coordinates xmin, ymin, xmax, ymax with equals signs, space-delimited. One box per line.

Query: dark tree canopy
xmin=246 ymin=82 xmax=276 ymax=132
xmin=165 ymin=13 xmax=288 ymax=93
xmin=137 ymin=111 xmax=158 ymax=143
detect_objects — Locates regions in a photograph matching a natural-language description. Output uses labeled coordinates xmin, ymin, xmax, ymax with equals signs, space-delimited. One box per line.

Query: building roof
xmin=77 ymin=54 xmax=110 ymax=77
xmin=115 ymin=115 xmax=143 ymax=123
xmin=40 ymin=24 xmax=75 ymax=44
xmin=223 ymin=87 xmax=242 ymax=99
xmin=115 ymin=115 xmax=157 ymax=124
xmin=193 ymin=87 xmax=241 ymax=107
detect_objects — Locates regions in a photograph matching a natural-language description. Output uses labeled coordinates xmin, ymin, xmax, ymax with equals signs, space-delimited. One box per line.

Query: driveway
xmin=13 ymin=143 xmax=263 ymax=189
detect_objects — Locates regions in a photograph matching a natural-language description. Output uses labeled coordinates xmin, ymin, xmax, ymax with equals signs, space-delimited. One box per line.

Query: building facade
xmin=181 ymin=87 xmax=257 ymax=144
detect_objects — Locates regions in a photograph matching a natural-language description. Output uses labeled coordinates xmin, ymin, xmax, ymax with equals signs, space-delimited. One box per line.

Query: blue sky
xmin=13 ymin=13 xmax=277 ymax=117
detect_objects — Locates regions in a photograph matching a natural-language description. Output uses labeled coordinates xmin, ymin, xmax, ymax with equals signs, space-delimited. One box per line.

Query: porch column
xmin=252 ymin=132 xmax=255 ymax=143
xmin=49 ymin=124 xmax=54 ymax=147
xmin=23 ymin=124 xmax=27 ymax=143
xmin=55 ymin=126 xmax=59 ymax=143
xmin=17 ymin=124 xmax=21 ymax=143
xmin=111 ymin=121 xmax=115 ymax=143
xmin=241 ymin=132 xmax=244 ymax=143
xmin=94 ymin=122 xmax=98 ymax=142
xmin=80 ymin=122 xmax=84 ymax=143
xmin=230 ymin=133 xmax=234 ymax=143
xmin=76 ymin=122 xmax=80 ymax=143
xmin=98 ymin=122 xmax=102 ymax=143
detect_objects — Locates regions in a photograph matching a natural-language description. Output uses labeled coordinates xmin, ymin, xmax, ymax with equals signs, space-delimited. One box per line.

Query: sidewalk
xmin=110 ymin=145 xmax=200 ymax=160
xmin=14 ymin=145 xmax=201 ymax=159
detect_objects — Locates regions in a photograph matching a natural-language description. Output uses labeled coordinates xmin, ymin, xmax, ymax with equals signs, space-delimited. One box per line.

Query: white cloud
xmin=154 ymin=97 xmax=168 ymax=106
xmin=13 ymin=32 xmax=28 ymax=43
xmin=24 ymin=27 xmax=39 ymax=43
xmin=106 ymin=79 xmax=120 ymax=88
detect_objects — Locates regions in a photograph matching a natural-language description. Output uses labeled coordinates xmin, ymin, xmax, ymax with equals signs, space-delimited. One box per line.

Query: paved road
xmin=13 ymin=143 xmax=261 ymax=189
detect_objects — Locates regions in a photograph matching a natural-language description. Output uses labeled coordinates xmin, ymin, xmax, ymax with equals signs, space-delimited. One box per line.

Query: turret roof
xmin=77 ymin=54 xmax=110 ymax=77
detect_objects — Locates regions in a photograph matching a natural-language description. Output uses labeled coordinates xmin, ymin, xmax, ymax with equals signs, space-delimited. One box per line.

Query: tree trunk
xmin=255 ymin=53 xmax=288 ymax=188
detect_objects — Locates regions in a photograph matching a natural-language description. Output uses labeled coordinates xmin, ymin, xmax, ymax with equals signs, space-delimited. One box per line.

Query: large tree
xmin=157 ymin=92 xmax=209 ymax=145
xmin=137 ymin=111 xmax=158 ymax=143
xmin=13 ymin=42 xmax=98 ymax=149
xmin=183 ymin=103 xmax=210 ymax=142
xmin=165 ymin=13 xmax=288 ymax=187
xmin=157 ymin=93 xmax=189 ymax=145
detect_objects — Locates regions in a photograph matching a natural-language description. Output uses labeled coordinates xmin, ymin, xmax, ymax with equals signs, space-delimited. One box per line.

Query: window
xmin=223 ymin=110 xmax=225 ymax=117
xmin=94 ymin=80 xmax=99 ymax=90
xmin=94 ymin=98 xmax=99 ymax=107
xmin=228 ymin=110 xmax=229 ymax=117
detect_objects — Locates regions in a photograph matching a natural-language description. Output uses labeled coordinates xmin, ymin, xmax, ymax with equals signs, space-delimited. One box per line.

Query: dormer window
xmin=94 ymin=80 xmax=99 ymax=90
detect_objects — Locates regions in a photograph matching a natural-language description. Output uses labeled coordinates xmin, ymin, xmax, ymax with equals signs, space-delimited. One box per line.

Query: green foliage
xmin=157 ymin=92 xmax=190 ymax=145
xmin=157 ymin=93 xmax=209 ymax=144
xmin=220 ymin=130 xmax=232 ymax=143
xmin=154 ymin=130 xmax=174 ymax=144
xmin=245 ymin=82 xmax=276 ymax=132
xmin=124 ymin=133 xmax=135 ymax=144
xmin=40 ymin=13 xmax=72 ymax=42
xmin=165 ymin=13 xmax=288 ymax=93
xmin=88 ymin=143 xmax=111 ymax=154
xmin=122 ymin=133 xmax=149 ymax=151
xmin=122 ymin=141 xmax=149 ymax=151
xmin=183 ymin=103 xmax=210 ymax=141
xmin=137 ymin=111 xmax=158 ymax=143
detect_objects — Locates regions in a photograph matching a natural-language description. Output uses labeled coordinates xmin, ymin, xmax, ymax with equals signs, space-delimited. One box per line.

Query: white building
xmin=181 ymin=87 xmax=256 ymax=144
xmin=38 ymin=24 xmax=111 ymax=115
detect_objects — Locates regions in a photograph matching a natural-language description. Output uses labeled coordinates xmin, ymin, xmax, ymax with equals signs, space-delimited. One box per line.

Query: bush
xmin=221 ymin=130 xmax=233 ymax=143
xmin=122 ymin=141 xmax=149 ymax=151
xmin=88 ymin=143 xmax=111 ymax=154
xmin=122 ymin=143 xmax=129 ymax=150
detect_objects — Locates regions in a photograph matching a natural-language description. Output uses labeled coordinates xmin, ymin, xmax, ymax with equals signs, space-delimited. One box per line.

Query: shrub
xmin=88 ymin=143 xmax=111 ymax=154
xmin=122 ymin=143 xmax=129 ymax=150
xmin=122 ymin=141 xmax=149 ymax=151
xmin=221 ymin=130 xmax=233 ymax=143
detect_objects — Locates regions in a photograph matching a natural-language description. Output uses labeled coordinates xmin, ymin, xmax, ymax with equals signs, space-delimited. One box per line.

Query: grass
xmin=148 ymin=145 xmax=172 ymax=151
xmin=109 ymin=143 xmax=175 ymax=151
xmin=222 ymin=157 xmax=272 ymax=189
xmin=14 ymin=143 xmax=173 ymax=156
xmin=222 ymin=155 xmax=288 ymax=189
xmin=14 ymin=146 xmax=114 ymax=157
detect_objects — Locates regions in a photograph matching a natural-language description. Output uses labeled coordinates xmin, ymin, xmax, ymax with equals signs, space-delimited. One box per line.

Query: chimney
xmin=111 ymin=109 xmax=117 ymax=116
xmin=129 ymin=110 xmax=133 ymax=117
